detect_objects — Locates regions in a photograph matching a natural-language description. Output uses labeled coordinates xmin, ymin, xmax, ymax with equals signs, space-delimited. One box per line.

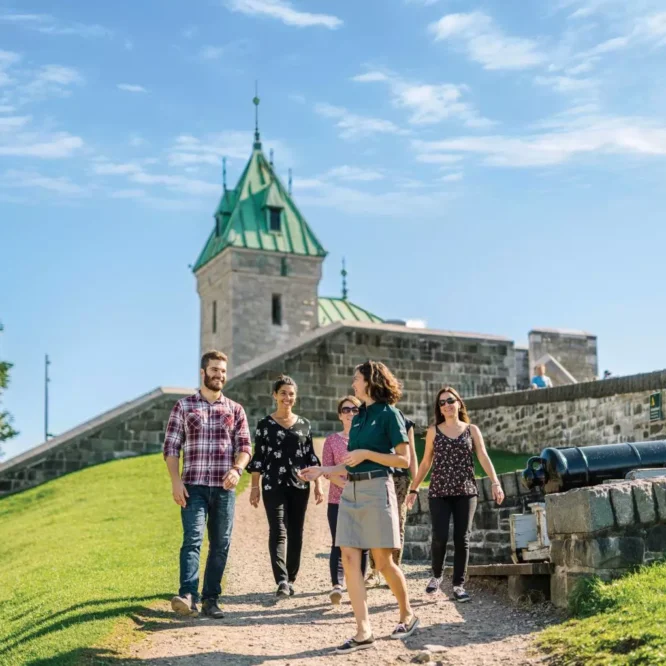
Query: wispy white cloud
xmin=225 ymin=0 xmax=342 ymax=29
xmin=534 ymin=75 xmax=596 ymax=94
xmin=440 ymin=172 xmax=464 ymax=182
xmin=0 ymin=131 xmax=83 ymax=158
xmin=197 ymin=40 xmax=253 ymax=61
xmin=315 ymin=103 xmax=408 ymax=140
xmin=412 ymin=112 xmax=666 ymax=167
xmin=353 ymin=69 xmax=494 ymax=128
xmin=117 ymin=83 xmax=148 ymax=93
xmin=415 ymin=153 xmax=464 ymax=165
xmin=0 ymin=11 xmax=112 ymax=38
xmin=326 ymin=165 xmax=384 ymax=182
xmin=429 ymin=12 xmax=546 ymax=70
xmin=2 ymin=169 xmax=86 ymax=195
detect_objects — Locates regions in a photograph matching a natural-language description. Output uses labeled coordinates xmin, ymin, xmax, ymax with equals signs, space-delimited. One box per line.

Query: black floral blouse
xmin=428 ymin=425 xmax=479 ymax=498
xmin=247 ymin=415 xmax=321 ymax=491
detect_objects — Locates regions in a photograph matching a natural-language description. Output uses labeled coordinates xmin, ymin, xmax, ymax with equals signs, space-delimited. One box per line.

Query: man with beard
xmin=164 ymin=350 xmax=252 ymax=619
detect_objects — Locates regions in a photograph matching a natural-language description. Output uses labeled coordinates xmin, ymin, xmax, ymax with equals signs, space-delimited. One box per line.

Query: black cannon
xmin=522 ymin=440 xmax=666 ymax=494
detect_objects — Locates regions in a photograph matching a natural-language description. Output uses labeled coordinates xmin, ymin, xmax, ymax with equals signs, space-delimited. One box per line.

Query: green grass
xmin=413 ymin=435 xmax=530 ymax=483
xmin=538 ymin=561 xmax=666 ymax=665
xmin=0 ymin=454 xmax=249 ymax=666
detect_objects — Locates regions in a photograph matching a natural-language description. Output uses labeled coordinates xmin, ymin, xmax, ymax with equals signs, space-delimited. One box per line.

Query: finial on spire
xmin=288 ymin=168 xmax=293 ymax=195
xmin=270 ymin=148 xmax=274 ymax=166
xmin=222 ymin=156 xmax=227 ymax=190
xmin=341 ymin=257 xmax=348 ymax=300
xmin=253 ymin=81 xmax=261 ymax=148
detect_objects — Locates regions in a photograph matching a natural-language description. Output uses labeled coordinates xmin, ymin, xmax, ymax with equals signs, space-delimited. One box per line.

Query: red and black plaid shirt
xmin=163 ymin=391 xmax=252 ymax=487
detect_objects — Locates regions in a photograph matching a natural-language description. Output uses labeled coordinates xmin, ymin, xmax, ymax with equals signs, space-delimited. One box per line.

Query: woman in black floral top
xmin=406 ymin=386 xmax=504 ymax=602
xmin=247 ymin=375 xmax=323 ymax=598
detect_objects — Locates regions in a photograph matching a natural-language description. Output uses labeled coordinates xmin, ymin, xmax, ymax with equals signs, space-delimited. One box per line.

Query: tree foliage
xmin=0 ymin=323 xmax=18 ymax=456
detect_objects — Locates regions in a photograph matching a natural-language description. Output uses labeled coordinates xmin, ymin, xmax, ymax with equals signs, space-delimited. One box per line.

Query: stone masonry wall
xmin=0 ymin=389 xmax=192 ymax=496
xmin=528 ymin=328 xmax=598 ymax=383
xmin=546 ymin=476 xmax=666 ymax=608
xmin=403 ymin=470 xmax=544 ymax=564
xmin=224 ymin=323 xmax=516 ymax=436
xmin=466 ymin=370 xmax=666 ymax=454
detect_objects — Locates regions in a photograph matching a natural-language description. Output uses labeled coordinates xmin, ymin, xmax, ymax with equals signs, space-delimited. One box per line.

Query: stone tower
xmin=193 ymin=99 xmax=327 ymax=372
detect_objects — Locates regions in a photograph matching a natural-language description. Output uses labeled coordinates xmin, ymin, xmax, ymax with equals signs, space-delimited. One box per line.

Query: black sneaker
xmin=288 ymin=583 xmax=295 ymax=597
xmin=425 ymin=576 xmax=442 ymax=595
xmin=202 ymin=598 xmax=224 ymax=619
xmin=453 ymin=586 xmax=471 ymax=602
xmin=276 ymin=582 xmax=290 ymax=598
xmin=335 ymin=635 xmax=375 ymax=654
xmin=390 ymin=616 xmax=420 ymax=640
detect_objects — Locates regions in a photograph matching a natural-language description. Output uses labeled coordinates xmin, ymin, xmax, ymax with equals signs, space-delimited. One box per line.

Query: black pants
xmin=327 ymin=503 xmax=368 ymax=587
xmin=429 ymin=495 xmax=477 ymax=586
xmin=262 ymin=485 xmax=310 ymax=585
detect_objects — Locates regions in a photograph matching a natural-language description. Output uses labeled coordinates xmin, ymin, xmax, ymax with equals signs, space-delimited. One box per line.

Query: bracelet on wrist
xmin=408 ymin=489 xmax=419 ymax=495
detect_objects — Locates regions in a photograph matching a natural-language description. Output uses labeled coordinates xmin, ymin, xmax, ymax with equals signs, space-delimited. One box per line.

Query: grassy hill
xmin=0 ymin=453 xmax=247 ymax=666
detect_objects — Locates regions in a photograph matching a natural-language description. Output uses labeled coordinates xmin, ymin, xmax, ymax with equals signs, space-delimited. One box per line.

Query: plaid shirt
xmin=163 ymin=391 xmax=252 ymax=487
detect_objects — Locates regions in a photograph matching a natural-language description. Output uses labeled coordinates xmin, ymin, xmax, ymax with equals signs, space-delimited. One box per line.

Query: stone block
xmin=549 ymin=538 xmax=566 ymax=566
xmin=566 ymin=536 xmax=644 ymax=571
xmin=632 ymin=482 xmax=656 ymax=524
xmin=550 ymin=570 xmax=592 ymax=610
xmin=473 ymin=507 xmax=499 ymax=531
xmin=609 ymin=483 xmax=635 ymax=527
xmin=405 ymin=525 xmax=431 ymax=542
xmin=500 ymin=472 xmax=518 ymax=499
xmin=417 ymin=488 xmax=430 ymax=513
xmin=546 ymin=486 xmax=615 ymax=536
xmin=646 ymin=524 xmax=666 ymax=552
xmin=516 ymin=470 xmax=531 ymax=495
xmin=402 ymin=542 xmax=429 ymax=561
xmin=653 ymin=479 xmax=666 ymax=521
xmin=482 ymin=477 xmax=494 ymax=501
xmin=508 ymin=574 xmax=550 ymax=603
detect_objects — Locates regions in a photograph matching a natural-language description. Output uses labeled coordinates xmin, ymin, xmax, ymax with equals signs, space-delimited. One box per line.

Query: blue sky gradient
xmin=2 ymin=0 xmax=666 ymax=459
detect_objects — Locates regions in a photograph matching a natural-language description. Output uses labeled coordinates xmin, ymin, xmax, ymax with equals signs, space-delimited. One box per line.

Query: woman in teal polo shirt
xmin=299 ymin=360 xmax=419 ymax=654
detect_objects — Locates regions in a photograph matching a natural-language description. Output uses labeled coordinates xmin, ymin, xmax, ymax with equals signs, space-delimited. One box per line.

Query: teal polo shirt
xmin=346 ymin=402 xmax=408 ymax=474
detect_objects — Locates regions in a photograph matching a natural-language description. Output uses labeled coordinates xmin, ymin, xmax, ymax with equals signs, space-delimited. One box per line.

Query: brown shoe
xmin=202 ymin=599 xmax=224 ymax=619
xmin=171 ymin=593 xmax=198 ymax=617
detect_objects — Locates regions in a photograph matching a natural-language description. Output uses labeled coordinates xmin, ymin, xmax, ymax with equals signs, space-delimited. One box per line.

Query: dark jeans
xmin=327 ymin=503 xmax=368 ymax=587
xmin=263 ymin=485 xmax=310 ymax=585
xmin=429 ymin=495 xmax=478 ymax=586
xmin=179 ymin=484 xmax=236 ymax=602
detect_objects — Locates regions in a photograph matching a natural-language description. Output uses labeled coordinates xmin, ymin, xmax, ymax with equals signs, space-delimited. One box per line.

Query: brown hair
xmin=272 ymin=374 xmax=297 ymax=395
xmin=434 ymin=386 xmax=470 ymax=425
xmin=337 ymin=395 xmax=361 ymax=414
xmin=200 ymin=350 xmax=228 ymax=370
xmin=354 ymin=360 xmax=402 ymax=405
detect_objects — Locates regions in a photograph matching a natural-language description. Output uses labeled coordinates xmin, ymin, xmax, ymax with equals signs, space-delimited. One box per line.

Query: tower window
xmin=272 ymin=294 xmax=282 ymax=326
xmin=212 ymin=300 xmax=217 ymax=333
xmin=280 ymin=256 xmax=288 ymax=277
xmin=268 ymin=207 xmax=282 ymax=232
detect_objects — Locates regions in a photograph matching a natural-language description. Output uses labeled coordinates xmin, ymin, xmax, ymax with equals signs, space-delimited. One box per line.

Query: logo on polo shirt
xmin=371 ymin=420 xmax=377 ymax=426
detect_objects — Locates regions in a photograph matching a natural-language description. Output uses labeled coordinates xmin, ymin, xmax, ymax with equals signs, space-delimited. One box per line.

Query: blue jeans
xmin=179 ymin=484 xmax=236 ymax=602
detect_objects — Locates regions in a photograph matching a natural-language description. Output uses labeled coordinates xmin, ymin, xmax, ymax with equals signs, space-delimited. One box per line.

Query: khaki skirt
xmin=335 ymin=475 xmax=401 ymax=550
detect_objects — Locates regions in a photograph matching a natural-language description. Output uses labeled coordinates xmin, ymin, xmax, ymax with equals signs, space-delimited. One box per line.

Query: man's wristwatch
xmin=408 ymin=489 xmax=418 ymax=495
xmin=232 ymin=465 xmax=243 ymax=476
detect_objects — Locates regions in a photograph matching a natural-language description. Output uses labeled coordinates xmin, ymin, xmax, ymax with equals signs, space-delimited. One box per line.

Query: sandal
xmin=390 ymin=615 xmax=420 ymax=640
xmin=335 ymin=635 xmax=375 ymax=654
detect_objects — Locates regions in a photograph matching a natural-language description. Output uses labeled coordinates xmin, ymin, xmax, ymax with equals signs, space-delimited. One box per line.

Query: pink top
xmin=321 ymin=431 xmax=350 ymax=504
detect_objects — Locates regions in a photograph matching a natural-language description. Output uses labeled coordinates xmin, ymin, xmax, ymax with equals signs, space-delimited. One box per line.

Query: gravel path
xmin=128 ymin=479 xmax=559 ymax=665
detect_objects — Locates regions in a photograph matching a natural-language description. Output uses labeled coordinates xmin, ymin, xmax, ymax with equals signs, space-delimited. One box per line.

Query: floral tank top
xmin=428 ymin=425 xmax=478 ymax=498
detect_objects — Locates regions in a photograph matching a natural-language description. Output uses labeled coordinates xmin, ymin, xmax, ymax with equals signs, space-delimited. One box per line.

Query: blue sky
xmin=2 ymin=0 xmax=666 ymax=459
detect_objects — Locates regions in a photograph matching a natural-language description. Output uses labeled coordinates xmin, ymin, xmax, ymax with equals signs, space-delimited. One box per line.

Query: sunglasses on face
xmin=439 ymin=398 xmax=458 ymax=406
xmin=340 ymin=407 xmax=359 ymax=415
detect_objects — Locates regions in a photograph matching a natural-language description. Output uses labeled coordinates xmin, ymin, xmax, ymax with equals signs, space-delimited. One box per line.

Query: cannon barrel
xmin=521 ymin=440 xmax=666 ymax=494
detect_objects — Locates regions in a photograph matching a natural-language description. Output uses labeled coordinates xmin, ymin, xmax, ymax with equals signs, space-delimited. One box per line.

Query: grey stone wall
xmin=224 ymin=323 xmax=517 ymax=436
xmin=546 ymin=477 xmax=666 ymax=608
xmin=528 ymin=328 xmax=598 ymax=382
xmin=403 ymin=470 xmax=544 ymax=564
xmin=466 ymin=371 xmax=666 ymax=454
xmin=515 ymin=346 xmax=530 ymax=390
xmin=0 ymin=390 xmax=191 ymax=496
xmin=196 ymin=247 xmax=323 ymax=370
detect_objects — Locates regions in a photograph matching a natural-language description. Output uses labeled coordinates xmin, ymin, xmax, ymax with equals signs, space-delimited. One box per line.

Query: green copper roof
xmin=193 ymin=143 xmax=327 ymax=271
xmin=318 ymin=297 xmax=384 ymax=326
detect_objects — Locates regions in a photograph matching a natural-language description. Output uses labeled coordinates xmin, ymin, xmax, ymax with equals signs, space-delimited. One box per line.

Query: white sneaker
xmin=329 ymin=586 xmax=343 ymax=605
xmin=425 ymin=576 xmax=442 ymax=595
xmin=365 ymin=570 xmax=382 ymax=588
xmin=453 ymin=585 xmax=471 ymax=602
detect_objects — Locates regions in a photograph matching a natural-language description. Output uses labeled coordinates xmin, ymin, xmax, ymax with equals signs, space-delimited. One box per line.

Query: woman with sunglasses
xmin=406 ymin=386 xmax=504 ymax=602
xmin=300 ymin=361 xmax=419 ymax=654
xmin=321 ymin=395 xmax=368 ymax=605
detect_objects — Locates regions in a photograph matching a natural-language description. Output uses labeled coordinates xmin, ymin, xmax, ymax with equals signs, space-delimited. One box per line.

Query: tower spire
xmin=222 ymin=156 xmax=227 ymax=190
xmin=288 ymin=168 xmax=293 ymax=195
xmin=253 ymin=81 xmax=261 ymax=149
xmin=341 ymin=257 xmax=348 ymax=300
xmin=270 ymin=148 xmax=274 ymax=167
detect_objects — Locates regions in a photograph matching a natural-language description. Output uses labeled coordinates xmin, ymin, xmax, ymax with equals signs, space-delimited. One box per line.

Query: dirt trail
xmin=127 ymin=479 xmax=559 ymax=665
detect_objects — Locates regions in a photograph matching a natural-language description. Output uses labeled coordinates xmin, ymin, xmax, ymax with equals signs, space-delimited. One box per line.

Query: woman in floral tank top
xmin=321 ymin=395 xmax=368 ymax=605
xmin=406 ymin=386 xmax=505 ymax=602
